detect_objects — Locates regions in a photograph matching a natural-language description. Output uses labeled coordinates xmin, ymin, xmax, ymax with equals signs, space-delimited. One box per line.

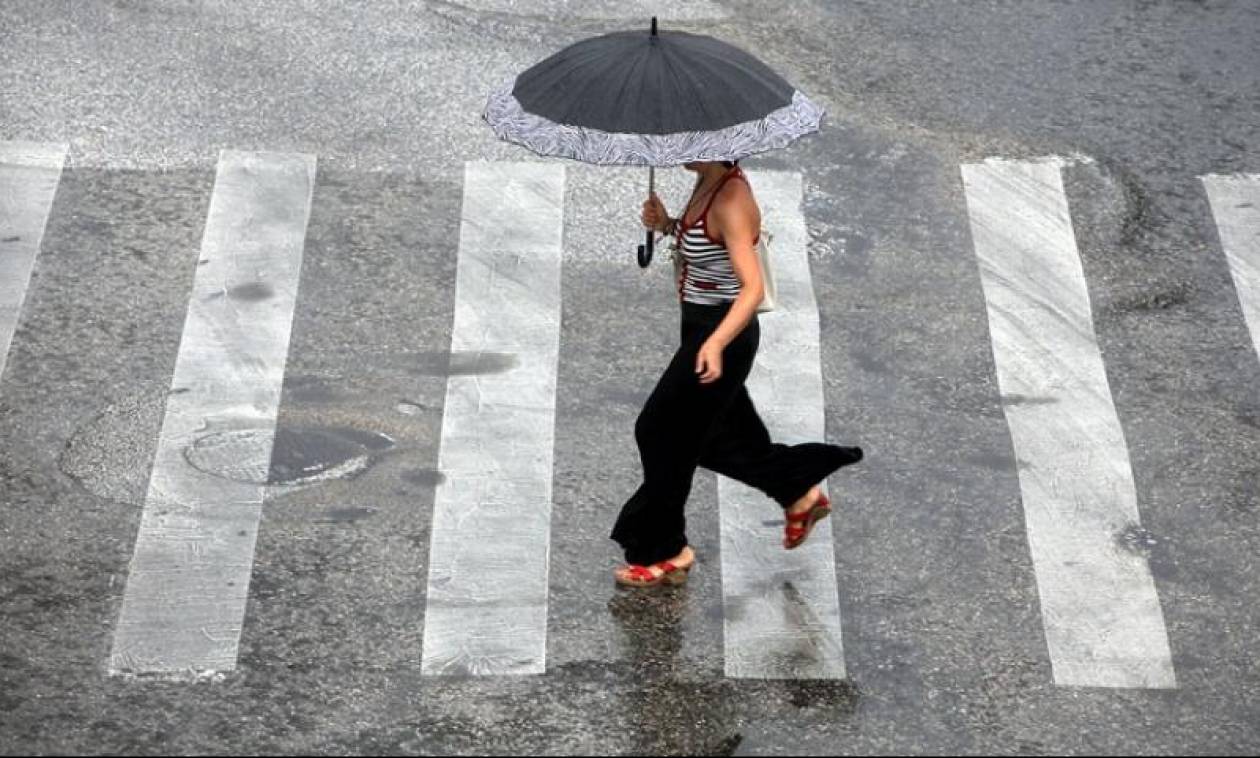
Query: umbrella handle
xmin=638 ymin=229 xmax=654 ymax=268
xmin=637 ymin=166 xmax=656 ymax=268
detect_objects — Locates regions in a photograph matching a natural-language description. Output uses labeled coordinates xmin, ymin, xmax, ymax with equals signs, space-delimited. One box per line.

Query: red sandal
xmin=784 ymin=492 xmax=832 ymax=550
xmin=614 ymin=558 xmax=692 ymax=588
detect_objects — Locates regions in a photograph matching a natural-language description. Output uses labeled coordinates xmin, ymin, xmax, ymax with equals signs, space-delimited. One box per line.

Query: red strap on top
xmin=697 ymin=166 xmax=743 ymax=226
xmin=625 ymin=565 xmax=656 ymax=581
xmin=624 ymin=560 xmax=679 ymax=581
xmin=683 ymin=165 xmax=744 ymax=229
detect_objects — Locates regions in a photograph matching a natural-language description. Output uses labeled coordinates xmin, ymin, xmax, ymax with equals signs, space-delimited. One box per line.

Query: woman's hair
xmin=721 ymin=160 xmax=738 ymax=168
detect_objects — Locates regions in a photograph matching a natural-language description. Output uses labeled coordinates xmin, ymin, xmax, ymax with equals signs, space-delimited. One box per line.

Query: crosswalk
xmin=421 ymin=161 xmax=565 ymax=676
xmin=718 ymin=171 xmax=847 ymax=680
xmin=0 ymin=142 xmax=68 ymax=390
xmin=108 ymin=150 xmax=316 ymax=675
xmin=1202 ymin=175 xmax=1260 ymax=365
xmin=961 ymin=157 xmax=1175 ymax=688
xmin=1 ymin=141 xmax=1257 ymax=686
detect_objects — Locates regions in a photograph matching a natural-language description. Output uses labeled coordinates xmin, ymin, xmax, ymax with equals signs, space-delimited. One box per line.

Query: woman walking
xmin=611 ymin=160 xmax=864 ymax=588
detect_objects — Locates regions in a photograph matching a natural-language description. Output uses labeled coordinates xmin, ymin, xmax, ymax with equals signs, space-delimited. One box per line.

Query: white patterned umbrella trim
xmin=483 ymin=77 xmax=826 ymax=167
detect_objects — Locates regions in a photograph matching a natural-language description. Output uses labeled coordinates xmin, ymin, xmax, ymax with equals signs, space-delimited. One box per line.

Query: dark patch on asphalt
xmin=785 ymin=678 xmax=860 ymax=713
xmin=1235 ymin=409 xmax=1260 ymax=430
xmin=407 ymin=350 xmax=519 ymax=376
xmin=227 ymin=281 xmax=274 ymax=302
xmin=400 ymin=468 xmax=445 ymax=487
xmin=0 ymin=651 xmax=25 ymax=669
xmin=283 ymin=374 xmax=341 ymax=404
xmin=1000 ymin=394 xmax=1059 ymax=406
xmin=1225 ymin=468 xmax=1259 ymax=512
xmin=313 ymin=506 xmax=377 ymax=524
xmin=1106 ymin=155 xmax=1157 ymax=249
xmin=0 ymin=691 xmax=24 ymax=713
xmin=2 ymin=235 xmax=21 ymax=242
xmin=709 ymin=733 xmax=744 ymax=756
xmin=1114 ymin=522 xmax=1160 ymax=557
xmin=0 ymin=564 xmax=85 ymax=627
xmin=841 ymin=230 xmax=874 ymax=259
xmin=551 ymin=658 xmax=638 ymax=680
xmin=1110 ymin=281 xmax=1194 ymax=313
xmin=851 ymin=348 xmax=891 ymax=376
xmin=396 ymin=398 xmax=437 ymax=415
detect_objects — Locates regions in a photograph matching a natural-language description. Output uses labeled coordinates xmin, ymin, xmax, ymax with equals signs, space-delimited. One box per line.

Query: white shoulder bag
xmin=669 ymin=227 xmax=777 ymax=314
xmin=754 ymin=229 xmax=777 ymax=313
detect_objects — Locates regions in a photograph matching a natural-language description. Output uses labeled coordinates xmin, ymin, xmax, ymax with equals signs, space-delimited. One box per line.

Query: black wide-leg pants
xmin=611 ymin=301 xmax=863 ymax=567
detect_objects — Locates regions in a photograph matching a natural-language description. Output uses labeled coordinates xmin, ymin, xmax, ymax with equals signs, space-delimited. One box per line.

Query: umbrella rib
xmin=675 ymin=43 xmax=781 ymax=127
xmin=685 ymin=39 xmax=793 ymax=95
xmin=657 ymin=40 xmax=720 ymax=133
xmin=519 ymin=38 xmax=628 ymax=118
xmin=611 ymin=41 xmax=653 ymax=134
xmin=563 ymin=38 xmax=645 ymax=129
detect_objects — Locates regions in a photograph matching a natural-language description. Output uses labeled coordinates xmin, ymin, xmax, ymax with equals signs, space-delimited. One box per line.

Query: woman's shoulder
xmin=707 ymin=171 xmax=761 ymax=244
xmin=712 ymin=171 xmax=759 ymax=218
xmin=715 ymin=169 xmax=757 ymax=208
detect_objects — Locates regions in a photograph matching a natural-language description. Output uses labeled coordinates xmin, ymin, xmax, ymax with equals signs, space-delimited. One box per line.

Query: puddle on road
xmin=407 ymin=350 xmax=519 ymax=376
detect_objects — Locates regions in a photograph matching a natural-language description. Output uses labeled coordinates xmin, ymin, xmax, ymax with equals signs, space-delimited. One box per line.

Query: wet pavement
xmin=1 ymin=0 xmax=1259 ymax=754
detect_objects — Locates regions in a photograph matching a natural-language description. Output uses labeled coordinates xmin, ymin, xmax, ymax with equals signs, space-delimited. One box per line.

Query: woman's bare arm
xmin=705 ymin=186 xmax=764 ymax=350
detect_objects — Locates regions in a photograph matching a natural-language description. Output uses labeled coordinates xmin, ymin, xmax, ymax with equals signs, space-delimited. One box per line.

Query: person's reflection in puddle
xmin=606 ymin=584 xmax=688 ymax=677
xmin=605 ymin=577 xmax=861 ymax=755
xmin=607 ymin=585 xmax=715 ymax=754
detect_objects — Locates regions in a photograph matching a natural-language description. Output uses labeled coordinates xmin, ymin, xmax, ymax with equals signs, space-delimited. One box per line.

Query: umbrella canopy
xmin=483 ymin=19 xmax=825 ymax=166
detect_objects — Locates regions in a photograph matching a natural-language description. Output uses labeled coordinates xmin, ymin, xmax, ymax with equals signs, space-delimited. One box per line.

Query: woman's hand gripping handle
xmin=641 ymin=192 xmax=672 ymax=235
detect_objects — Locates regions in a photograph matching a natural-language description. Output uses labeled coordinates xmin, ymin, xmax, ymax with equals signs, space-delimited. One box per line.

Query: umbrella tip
xmin=651 ymin=16 xmax=657 ymax=36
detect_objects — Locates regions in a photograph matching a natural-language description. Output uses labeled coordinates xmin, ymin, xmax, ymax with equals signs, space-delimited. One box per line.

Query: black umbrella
xmin=484 ymin=17 xmax=824 ymax=267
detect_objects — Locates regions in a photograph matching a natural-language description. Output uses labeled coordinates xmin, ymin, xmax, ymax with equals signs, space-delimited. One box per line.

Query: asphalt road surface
xmin=1 ymin=0 xmax=1258 ymax=755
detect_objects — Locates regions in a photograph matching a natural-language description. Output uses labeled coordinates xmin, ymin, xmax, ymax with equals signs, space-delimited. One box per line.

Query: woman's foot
xmin=784 ymin=486 xmax=831 ymax=549
xmin=787 ymin=486 xmax=823 ymax=517
xmin=614 ymin=545 xmax=696 ymax=587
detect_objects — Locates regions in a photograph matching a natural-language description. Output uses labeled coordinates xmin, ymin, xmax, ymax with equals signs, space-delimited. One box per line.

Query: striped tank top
xmin=674 ymin=166 xmax=757 ymax=305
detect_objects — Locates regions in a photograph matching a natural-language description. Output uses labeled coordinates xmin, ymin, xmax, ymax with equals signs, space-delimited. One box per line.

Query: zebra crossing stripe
xmin=960 ymin=157 xmax=1176 ymax=689
xmin=1202 ymin=174 xmax=1260 ymax=364
xmin=717 ymin=170 xmax=847 ymax=680
xmin=108 ymin=150 xmax=316 ymax=677
xmin=420 ymin=161 xmax=564 ymax=676
xmin=0 ymin=141 xmax=68 ymax=388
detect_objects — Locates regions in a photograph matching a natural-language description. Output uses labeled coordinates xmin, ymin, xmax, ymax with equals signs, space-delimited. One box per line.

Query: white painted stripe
xmin=421 ymin=161 xmax=564 ymax=676
xmin=717 ymin=170 xmax=846 ymax=680
xmin=0 ymin=141 xmax=69 ymax=386
xmin=109 ymin=150 xmax=316 ymax=677
xmin=1202 ymin=174 xmax=1260 ymax=362
xmin=960 ymin=157 xmax=1176 ymax=689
